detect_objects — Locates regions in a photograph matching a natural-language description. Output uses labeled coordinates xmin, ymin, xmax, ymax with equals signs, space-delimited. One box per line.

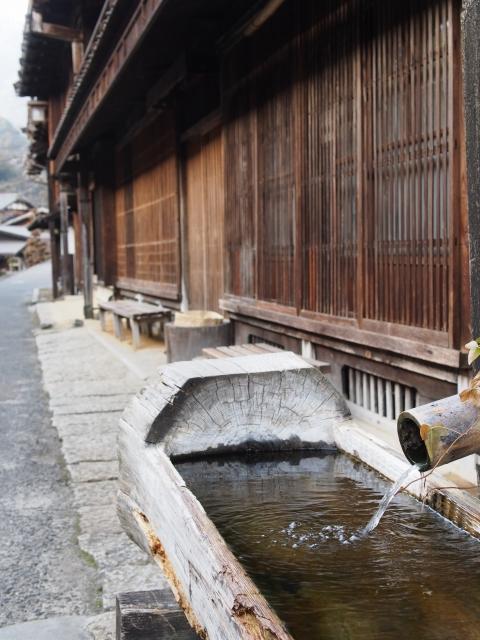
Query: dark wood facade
xmin=184 ymin=126 xmax=225 ymax=312
xmin=223 ymin=1 xmax=465 ymax=332
xmin=18 ymin=0 xmax=474 ymax=409
xmin=115 ymin=110 xmax=181 ymax=300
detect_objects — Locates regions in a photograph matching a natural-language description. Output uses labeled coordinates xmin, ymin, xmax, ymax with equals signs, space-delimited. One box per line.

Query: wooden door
xmin=184 ymin=127 xmax=224 ymax=311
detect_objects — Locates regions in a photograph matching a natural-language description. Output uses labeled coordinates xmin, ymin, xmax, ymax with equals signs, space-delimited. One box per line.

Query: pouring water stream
xmin=351 ymin=464 xmax=421 ymax=541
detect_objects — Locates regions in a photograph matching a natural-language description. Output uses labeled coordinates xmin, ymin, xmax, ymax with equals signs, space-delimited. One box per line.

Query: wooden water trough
xmin=117 ymin=352 xmax=352 ymax=640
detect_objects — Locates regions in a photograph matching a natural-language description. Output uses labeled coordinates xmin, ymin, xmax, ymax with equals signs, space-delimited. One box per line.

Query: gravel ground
xmin=0 ymin=264 xmax=100 ymax=628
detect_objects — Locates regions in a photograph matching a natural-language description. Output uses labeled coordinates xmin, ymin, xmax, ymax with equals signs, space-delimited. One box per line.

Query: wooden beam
xmin=71 ymin=41 xmax=84 ymax=75
xmin=59 ymin=188 xmax=71 ymax=296
xmin=230 ymin=313 xmax=462 ymax=384
xmin=461 ymin=0 xmax=480 ymax=365
xmin=219 ymin=0 xmax=287 ymax=51
xmin=146 ymin=55 xmax=187 ymax=112
xmin=52 ymin=0 xmax=169 ymax=170
xmin=77 ymin=170 xmax=93 ymax=319
xmin=116 ymin=589 xmax=198 ymax=639
xmin=47 ymin=173 xmax=60 ymax=299
xmin=221 ymin=297 xmax=463 ymax=369
xmin=180 ymin=109 xmax=222 ymax=142
xmin=31 ymin=11 xmax=82 ymax=43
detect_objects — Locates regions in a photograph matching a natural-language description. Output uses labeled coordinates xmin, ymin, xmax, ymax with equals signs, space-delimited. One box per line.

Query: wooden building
xmin=17 ymin=0 xmax=480 ymax=417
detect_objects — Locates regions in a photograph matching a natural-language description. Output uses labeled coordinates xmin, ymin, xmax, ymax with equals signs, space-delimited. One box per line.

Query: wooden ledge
xmin=220 ymin=297 xmax=463 ymax=369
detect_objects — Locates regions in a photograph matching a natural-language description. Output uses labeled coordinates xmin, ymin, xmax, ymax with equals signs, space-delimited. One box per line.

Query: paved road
xmin=0 ymin=263 xmax=98 ymax=628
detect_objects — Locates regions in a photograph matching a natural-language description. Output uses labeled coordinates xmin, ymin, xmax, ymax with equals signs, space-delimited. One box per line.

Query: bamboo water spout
xmin=397 ymin=378 xmax=480 ymax=471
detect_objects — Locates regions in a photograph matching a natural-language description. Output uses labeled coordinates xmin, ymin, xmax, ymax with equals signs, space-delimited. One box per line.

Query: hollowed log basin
xmin=117 ymin=352 xmax=351 ymax=640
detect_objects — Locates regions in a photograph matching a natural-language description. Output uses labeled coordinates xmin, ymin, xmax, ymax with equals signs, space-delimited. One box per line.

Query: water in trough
xmin=177 ymin=452 xmax=480 ymax=640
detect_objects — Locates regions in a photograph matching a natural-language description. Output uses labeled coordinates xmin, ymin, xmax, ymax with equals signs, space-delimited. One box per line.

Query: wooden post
xmin=99 ymin=309 xmax=106 ymax=331
xmin=59 ymin=187 xmax=71 ymax=296
xmin=448 ymin=0 xmax=461 ymax=349
xmin=116 ymin=590 xmax=198 ymax=640
xmin=78 ymin=171 xmax=94 ymax=319
xmin=71 ymin=40 xmax=84 ymax=75
xmin=113 ymin=314 xmax=124 ymax=341
xmin=177 ymin=141 xmax=189 ymax=311
xmin=130 ymin=319 xmax=141 ymax=350
xmin=92 ymin=139 xmax=117 ymax=286
xmin=47 ymin=174 xmax=60 ymax=298
xmin=462 ymin=0 xmax=480 ymax=357
xmin=48 ymin=216 xmax=59 ymax=299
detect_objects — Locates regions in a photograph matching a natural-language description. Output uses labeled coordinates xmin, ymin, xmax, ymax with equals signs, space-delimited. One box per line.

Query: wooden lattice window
xmin=361 ymin=0 xmax=455 ymax=335
xmin=115 ymin=111 xmax=180 ymax=299
xmin=223 ymin=0 xmax=463 ymax=345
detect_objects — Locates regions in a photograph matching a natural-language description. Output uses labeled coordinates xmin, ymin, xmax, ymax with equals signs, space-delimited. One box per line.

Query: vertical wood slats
xmin=256 ymin=41 xmax=296 ymax=307
xmin=362 ymin=0 xmax=453 ymax=332
xmin=223 ymin=0 xmax=460 ymax=341
xmin=184 ymin=127 xmax=225 ymax=311
xmin=115 ymin=110 xmax=180 ymax=296
xmin=224 ymin=81 xmax=256 ymax=299
xmin=345 ymin=365 xmax=417 ymax=419
xmin=224 ymin=3 xmax=297 ymax=307
xmin=302 ymin=0 xmax=357 ymax=317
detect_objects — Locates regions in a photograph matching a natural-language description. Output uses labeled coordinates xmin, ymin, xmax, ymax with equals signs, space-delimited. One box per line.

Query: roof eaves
xmin=48 ymin=0 xmax=121 ymax=159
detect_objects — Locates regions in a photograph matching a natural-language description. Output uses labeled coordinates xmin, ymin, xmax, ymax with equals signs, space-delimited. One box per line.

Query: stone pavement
xmin=31 ymin=308 xmax=169 ymax=637
xmin=0 ymin=264 xmax=101 ymax=638
xmin=0 ymin=616 xmax=90 ymax=640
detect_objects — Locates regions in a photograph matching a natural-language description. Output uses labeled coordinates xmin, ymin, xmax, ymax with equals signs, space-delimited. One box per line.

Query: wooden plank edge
xmin=116 ymin=589 xmax=199 ymax=639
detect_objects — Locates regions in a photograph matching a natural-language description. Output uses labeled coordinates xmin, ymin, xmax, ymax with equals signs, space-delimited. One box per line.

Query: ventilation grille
xmin=343 ymin=366 xmax=417 ymax=420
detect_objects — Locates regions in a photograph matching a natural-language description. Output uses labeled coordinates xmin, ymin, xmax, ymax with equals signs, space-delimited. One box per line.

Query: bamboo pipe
xmin=397 ymin=385 xmax=480 ymax=471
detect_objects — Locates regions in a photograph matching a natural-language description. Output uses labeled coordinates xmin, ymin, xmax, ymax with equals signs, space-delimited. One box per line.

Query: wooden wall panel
xmin=222 ymin=0 xmax=464 ymax=347
xmin=224 ymin=83 xmax=256 ymax=299
xmin=184 ymin=127 xmax=225 ymax=311
xmin=93 ymin=146 xmax=117 ymax=286
xmin=256 ymin=41 xmax=296 ymax=307
xmin=223 ymin=4 xmax=296 ymax=306
xmin=301 ymin=1 xmax=357 ymax=318
xmin=115 ymin=111 xmax=181 ymax=299
xmin=361 ymin=0 xmax=453 ymax=333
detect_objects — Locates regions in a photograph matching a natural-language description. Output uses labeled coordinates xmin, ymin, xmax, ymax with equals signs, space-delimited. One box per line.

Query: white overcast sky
xmin=0 ymin=0 xmax=30 ymax=129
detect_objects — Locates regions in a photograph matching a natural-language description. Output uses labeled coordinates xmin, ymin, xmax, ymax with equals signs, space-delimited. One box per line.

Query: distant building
xmin=0 ymin=194 xmax=18 ymax=211
xmin=0 ymin=195 xmax=35 ymax=225
xmin=0 ymin=225 xmax=30 ymax=270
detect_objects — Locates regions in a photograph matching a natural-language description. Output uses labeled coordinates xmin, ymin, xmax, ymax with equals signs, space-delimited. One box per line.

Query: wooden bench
xmin=202 ymin=342 xmax=331 ymax=374
xmin=98 ymin=299 xmax=171 ymax=350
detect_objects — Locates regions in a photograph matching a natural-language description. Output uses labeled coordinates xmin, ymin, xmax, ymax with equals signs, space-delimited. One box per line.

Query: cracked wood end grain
xmin=118 ymin=352 xmax=352 ymax=640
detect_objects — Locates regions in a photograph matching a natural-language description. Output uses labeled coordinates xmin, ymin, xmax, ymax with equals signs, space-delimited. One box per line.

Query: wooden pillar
xmin=177 ymin=144 xmax=189 ymax=311
xmin=71 ymin=40 xmax=84 ymax=75
xmin=92 ymin=139 xmax=117 ymax=286
xmin=78 ymin=171 xmax=94 ymax=319
xmin=48 ymin=217 xmax=60 ymax=299
xmin=59 ymin=187 xmax=71 ymax=296
xmin=462 ymin=0 xmax=480 ymax=349
xmin=47 ymin=173 xmax=60 ymax=298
